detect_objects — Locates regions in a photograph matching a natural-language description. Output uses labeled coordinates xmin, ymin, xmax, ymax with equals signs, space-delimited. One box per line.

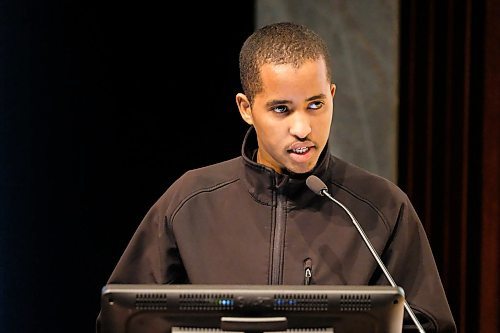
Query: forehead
xmin=258 ymin=58 xmax=330 ymax=96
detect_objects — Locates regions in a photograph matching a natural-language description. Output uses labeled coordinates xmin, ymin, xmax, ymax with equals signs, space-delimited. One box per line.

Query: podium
xmin=99 ymin=284 xmax=405 ymax=333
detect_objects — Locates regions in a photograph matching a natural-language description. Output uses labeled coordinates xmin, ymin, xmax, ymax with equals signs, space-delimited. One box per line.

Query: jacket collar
xmin=239 ymin=126 xmax=332 ymax=207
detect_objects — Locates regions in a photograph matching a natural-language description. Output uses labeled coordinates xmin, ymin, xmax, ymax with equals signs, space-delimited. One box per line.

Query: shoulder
xmin=327 ymin=155 xmax=412 ymax=229
xmin=176 ymin=157 xmax=242 ymax=191
xmin=153 ymin=157 xmax=243 ymax=211
xmin=328 ymin=155 xmax=407 ymax=201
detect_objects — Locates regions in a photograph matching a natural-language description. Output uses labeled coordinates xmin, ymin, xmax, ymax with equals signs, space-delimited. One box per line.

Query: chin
xmin=286 ymin=165 xmax=315 ymax=176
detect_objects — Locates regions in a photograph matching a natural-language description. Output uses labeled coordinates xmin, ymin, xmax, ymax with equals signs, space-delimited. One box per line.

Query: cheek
xmin=314 ymin=116 xmax=333 ymax=144
xmin=261 ymin=128 xmax=280 ymax=147
xmin=321 ymin=121 xmax=332 ymax=136
xmin=258 ymin=125 xmax=284 ymax=151
xmin=255 ymin=117 xmax=280 ymax=136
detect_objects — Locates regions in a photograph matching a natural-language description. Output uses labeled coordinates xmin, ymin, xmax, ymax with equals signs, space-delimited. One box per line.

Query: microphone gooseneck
xmin=305 ymin=175 xmax=426 ymax=333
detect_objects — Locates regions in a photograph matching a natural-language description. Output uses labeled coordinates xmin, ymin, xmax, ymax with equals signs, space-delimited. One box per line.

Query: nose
xmin=289 ymin=111 xmax=312 ymax=139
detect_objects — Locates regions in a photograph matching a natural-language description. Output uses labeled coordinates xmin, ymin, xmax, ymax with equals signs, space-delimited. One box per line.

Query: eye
xmin=272 ymin=105 xmax=289 ymax=114
xmin=308 ymin=101 xmax=324 ymax=110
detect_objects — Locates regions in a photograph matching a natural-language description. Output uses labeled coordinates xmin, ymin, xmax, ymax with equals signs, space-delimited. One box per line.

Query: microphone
xmin=306 ymin=175 xmax=426 ymax=333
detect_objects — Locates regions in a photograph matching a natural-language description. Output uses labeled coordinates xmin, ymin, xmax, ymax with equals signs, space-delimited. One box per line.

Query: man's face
xmin=237 ymin=58 xmax=336 ymax=174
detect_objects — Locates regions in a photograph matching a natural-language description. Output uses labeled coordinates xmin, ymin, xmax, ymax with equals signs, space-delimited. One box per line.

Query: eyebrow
xmin=265 ymin=94 xmax=327 ymax=109
xmin=305 ymin=94 xmax=327 ymax=102
xmin=265 ymin=99 xmax=290 ymax=108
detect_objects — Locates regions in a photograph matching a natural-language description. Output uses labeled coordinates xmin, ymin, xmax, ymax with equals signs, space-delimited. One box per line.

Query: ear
xmin=330 ymin=83 xmax=336 ymax=98
xmin=236 ymin=93 xmax=254 ymax=125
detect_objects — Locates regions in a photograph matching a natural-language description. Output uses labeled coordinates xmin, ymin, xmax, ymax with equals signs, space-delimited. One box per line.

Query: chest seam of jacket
xmin=330 ymin=180 xmax=392 ymax=233
xmin=168 ymin=178 xmax=239 ymax=229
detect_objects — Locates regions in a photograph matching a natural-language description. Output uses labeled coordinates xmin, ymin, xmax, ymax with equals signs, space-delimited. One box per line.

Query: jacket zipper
xmin=270 ymin=188 xmax=286 ymax=284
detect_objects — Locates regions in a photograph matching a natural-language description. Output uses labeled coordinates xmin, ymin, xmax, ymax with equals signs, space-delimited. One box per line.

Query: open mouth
xmin=289 ymin=147 xmax=310 ymax=154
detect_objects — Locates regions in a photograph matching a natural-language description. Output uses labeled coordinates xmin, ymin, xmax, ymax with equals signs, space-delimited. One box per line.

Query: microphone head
xmin=306 ymin=175 xmax=328 ymax=196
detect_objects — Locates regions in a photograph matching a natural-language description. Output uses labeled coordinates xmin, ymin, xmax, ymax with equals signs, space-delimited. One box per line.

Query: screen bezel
xmin=99 ymin=284 xmax=405 ymax=333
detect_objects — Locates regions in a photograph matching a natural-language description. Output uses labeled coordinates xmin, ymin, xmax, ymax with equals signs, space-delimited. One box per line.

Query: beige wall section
xmin=256 ymin=0 xmax=399 ymax=182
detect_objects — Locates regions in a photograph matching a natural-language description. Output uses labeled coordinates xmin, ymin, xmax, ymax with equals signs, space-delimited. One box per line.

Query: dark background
xmin=1 ymin=1 xmax=254 ymax=332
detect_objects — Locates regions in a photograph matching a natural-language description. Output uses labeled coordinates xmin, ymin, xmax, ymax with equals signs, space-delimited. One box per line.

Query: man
xmin=98 ymin=22 xmax=456 ymax=332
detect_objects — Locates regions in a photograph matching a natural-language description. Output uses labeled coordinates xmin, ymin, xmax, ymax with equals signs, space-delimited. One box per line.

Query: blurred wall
xmin=256 ymin=0 xmax=399 ymax=181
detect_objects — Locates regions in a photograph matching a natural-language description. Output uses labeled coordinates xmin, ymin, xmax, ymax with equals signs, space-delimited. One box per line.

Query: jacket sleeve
xmin=105 ymin=202 xmax=186 ymax=284
xmin=95 ymin=196 xmax=187 ymax=332
xmin=381 ymin=195 xmax=456 ymax=333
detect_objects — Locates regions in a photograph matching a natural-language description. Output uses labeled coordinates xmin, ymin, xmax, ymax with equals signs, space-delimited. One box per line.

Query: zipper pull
xmin=303 ymin=258 xmax=312 ymax=285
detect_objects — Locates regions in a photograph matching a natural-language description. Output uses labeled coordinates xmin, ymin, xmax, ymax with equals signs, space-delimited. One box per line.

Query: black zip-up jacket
xmin=99 ymin=126 xmax=456 ymax=332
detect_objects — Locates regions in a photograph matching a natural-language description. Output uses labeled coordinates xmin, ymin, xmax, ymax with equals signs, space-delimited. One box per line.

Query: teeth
xmin=292 ymin=147 xmax=309 ymax=154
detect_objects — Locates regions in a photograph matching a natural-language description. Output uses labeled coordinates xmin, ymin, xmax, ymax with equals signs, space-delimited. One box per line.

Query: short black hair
xmin=239 ymin=22 xmax=332 ymax=104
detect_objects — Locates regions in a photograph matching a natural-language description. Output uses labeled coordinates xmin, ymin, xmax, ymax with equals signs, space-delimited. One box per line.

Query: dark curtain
xmin=399 ymin=0 xmax=499 ymax=332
